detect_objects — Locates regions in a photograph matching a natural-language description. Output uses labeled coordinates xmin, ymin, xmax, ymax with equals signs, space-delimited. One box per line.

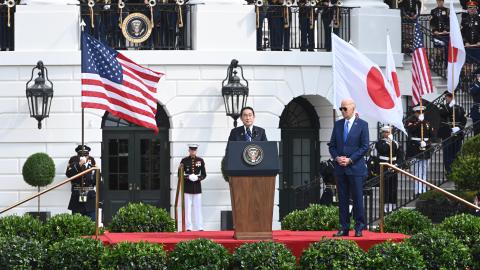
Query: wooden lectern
xmin=225 ymin=141 xmax=279 ymax=240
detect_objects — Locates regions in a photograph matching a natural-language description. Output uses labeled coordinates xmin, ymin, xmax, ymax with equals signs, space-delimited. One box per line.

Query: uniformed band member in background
xmin=66 ymin=145 xmax=97 ymax=221
xmin=321 ymin=0 xmax=339 ymax=52
xmin=470 ymin=69 xmax=480 ymax=135
xmin=430 ymin=0 xmax=449 ymax=66
xmin=461 ymin=1 xmax=480 ymax=47
xmin=375 ymin=126 xmax=403 ymax=212
xmin=79 ymin=0 xmax=104 ymax=40
xmin=399 ymin=0 xmax=421 ymax=53
xmin=298 ymin=0 xmax=316 ymax=51
xmin=179 ymin=144 xmax=207 ymax=231
xmin=405 ymin=106 xmax=433 ymax=194
xmin=246 ymin=0 xmax=269 ymax=50
xmin=269 ymin=0 xmax=291 ymax=51
xmin=438 ymin=91 xmax=467 ymax=174
xmin=0 ymin=0 xmax=19 ymax=51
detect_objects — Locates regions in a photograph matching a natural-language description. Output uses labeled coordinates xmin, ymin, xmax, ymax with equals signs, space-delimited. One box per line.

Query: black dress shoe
xmin=354 ymin=230 xmax=363 ymax=237
xmin=333 ymin=230 xmax=349 ymax=237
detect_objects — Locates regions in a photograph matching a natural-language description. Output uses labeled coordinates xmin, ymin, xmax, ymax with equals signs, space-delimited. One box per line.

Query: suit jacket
xmin=328 ymin=117 xmax=369 ymax=176
xmin=228 ymin=125 xmax=268 ymax=142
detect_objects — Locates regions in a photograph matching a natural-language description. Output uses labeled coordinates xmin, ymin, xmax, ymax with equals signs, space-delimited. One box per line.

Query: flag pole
xmin=389 ymin=125 xmax=393 ymax=165
xmin=419 ymin=98 xmax=424 ymax=143
xmin=80 ymin=23 xmax=85 ymax=150
xmin=450 ymin=41 xmax=456 ymax=128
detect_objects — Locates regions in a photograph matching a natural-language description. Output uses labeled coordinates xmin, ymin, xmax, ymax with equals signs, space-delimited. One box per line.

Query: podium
xmin=225 ymin=141 xmax=279 ymax=240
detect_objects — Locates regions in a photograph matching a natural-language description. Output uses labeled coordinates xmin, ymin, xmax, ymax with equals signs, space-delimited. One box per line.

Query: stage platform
xmin=98 ymin=230 xmax=408 ymax=259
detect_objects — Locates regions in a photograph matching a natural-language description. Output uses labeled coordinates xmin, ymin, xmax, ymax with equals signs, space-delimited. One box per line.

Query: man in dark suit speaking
xmin=228 ymin=107 xmax=268 ymax=142
xmin=329 ymin=99 xmax=369 ymax=237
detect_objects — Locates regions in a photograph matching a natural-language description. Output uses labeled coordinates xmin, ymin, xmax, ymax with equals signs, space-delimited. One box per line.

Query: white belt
xmin=411 ymin=137 xmax=429 ymax=141
xmin=379 ymin=156 xmax=396 ymax=161
xmin=73 ymin=187 xmax=95 ymax=192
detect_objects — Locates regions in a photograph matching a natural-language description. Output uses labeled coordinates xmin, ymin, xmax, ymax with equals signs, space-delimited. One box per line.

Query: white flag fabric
xmin=332 ymin=34 xmax=406 ymax=133
xmin=386 ymin=34 xmax=407 ymax=134
xmin=447 ymin=0 xmax=466 ymax=92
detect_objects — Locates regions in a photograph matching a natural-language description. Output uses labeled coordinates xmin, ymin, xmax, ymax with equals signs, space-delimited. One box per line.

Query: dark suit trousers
xmin=336 ymin=173 xmax=365 ymax=231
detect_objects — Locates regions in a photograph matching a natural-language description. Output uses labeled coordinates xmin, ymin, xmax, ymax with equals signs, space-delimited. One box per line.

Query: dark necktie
xmin=246 ymin=128 xmax=252 ymax=142
xmin=343 ymin=120 xmax=349 ymax=143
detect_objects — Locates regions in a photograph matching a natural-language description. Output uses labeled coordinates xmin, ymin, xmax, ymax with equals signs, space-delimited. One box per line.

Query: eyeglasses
xmin=339 ymin=107 xmax=348 ymax=112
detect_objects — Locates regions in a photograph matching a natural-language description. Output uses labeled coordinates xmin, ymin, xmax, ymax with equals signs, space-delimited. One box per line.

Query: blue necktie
xmin=246 ymin=128 xmax=252 ymax=142
xmin=343 ymin=120 xmax=349 ymax=143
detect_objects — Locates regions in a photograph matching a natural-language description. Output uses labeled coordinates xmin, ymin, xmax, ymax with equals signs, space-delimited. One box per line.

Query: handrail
xmin=174 ymin=165 xmax=186 ymax=232
xmin=378 ymin=162 xmax=480 ymax=233
xmin=0 ymin=167 xmax=102 ymax=239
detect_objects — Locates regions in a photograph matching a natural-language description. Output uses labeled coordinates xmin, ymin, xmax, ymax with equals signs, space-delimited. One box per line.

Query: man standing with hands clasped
xmin=179 ymin=144 xmax=207 ymax=231
xmin=329 ymin=99 xmax=369 ymax=237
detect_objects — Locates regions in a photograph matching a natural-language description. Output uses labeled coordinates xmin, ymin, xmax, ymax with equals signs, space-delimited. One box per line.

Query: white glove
xmin=188 ymin=174 xmax=198 ymax=182
xmin=418 ymin=114 xmax=424 ymax=121
xmin=104 ymin=4 xmax=111 ymax=10
xmin=449 ymin=99 xmax=455 ymax=108
xmin=387 ymin=134 xmax=393 ymax=141
xmin=420 ymin=141 xmax=427 ymax=148
xmin=452 ymin=127 xmax=460 ymax=133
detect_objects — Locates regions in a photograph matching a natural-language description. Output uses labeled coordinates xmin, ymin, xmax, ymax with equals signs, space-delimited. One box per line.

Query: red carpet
xmin=98 ymin=230 xmax=407 ymax=259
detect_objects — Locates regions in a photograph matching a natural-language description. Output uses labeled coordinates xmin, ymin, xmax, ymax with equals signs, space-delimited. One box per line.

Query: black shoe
xmin=354 ymin=230 xmax=363 ymax=237
xmin=333 ymin=230 xmax=349 ymax=237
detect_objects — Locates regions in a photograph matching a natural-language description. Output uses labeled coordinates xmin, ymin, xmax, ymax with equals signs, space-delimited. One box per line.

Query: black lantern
xmin=26 ymin=61 xmax=53 ymax=129
xmin=221 ymin=59 xmax=249 ymax=127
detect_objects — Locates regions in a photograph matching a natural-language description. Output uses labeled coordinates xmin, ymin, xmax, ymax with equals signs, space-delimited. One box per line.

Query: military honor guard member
xmin=438 ymin=91 xmax=467 ymax=174
xmin=66 ymin=145 xmax=97 ymax=220
xmin=375 ymin=126 xmax=403 ymax=213
xmin=405 ymin=106 xmax=433 ymax=194
xmin=320 ymin=0 xmax=339 ymax=52
xmin=298 ymin=0 xmax=316 ymax=51
xmin=430 ymin=0 xmax=449 ymax=64
xmin=268 ymin=0 xmax=291 ymax=51
xmin=399 ymin=0 xmax=421 ymax=52
xmin=179 ymin=144 xmax=207 ymax=231
xmin=471 ymin=70 xmax=480 ymax=135
xmin=462 ymin=1 xmax=480 ymax=47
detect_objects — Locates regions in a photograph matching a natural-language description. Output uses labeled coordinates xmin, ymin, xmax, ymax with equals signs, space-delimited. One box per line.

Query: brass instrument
xmin=5 ymin=0 xmax=15 ymax=28
xmin=118 ymin=0 xmax=125 ymax=28
xmin=148 ymin=0 xmax=156 ymax=28
xmin=88 ymin=0 xmax=96 ymax=28
xmin=176 ymin=0 xmax=184 ymax=28
xmin=283 ymin=0 xmax=292 ymax=29
xmin=307 ymin=0 xmax=316 ymax=30
xmin=332 ymin=0 xmax=342 ymax=29
xmin=255 ymin=0 xmax=263 ymax=29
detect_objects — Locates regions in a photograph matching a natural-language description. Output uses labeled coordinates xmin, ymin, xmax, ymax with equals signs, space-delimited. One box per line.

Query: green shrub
xmin=43 ymin=213 xmax=95 ymax=244
xmin=281 ymin=204 xmax=339 ymax=231
xmin=109 ymin=203 xmax=175 ymax=233
xmin=0 ymin=214 xmax=43 ymax=241
xmin=231 ymin=241 xmax=296 ymax=270
xmin=47 ymin=237 xmax=104 ymax=270
xmin=460 ymin=135 xmax=480 ymax=156
xmin=22 ymin=153 xmax=55 ymax=188
xmin=0 ymin=235 xmax=45 ymax=270
xmin=406 ymin=228 xmax=473 ymax=270
xmin=167 ymin=238 xmax=231 ymax=270
xmin=383 ymin=208 xmax=431 ymax=235
xmin=366 ymin=241 xmax=425 ymax=270
xmin=449 ymin=154 xmax=480 ymax=191
xmin=300 ymin=239 xmax=366 ymax=270
xmin=101 ymin=241 xmax=167 ymax=270
xmin=418 ymin=189 xmax=477 ymax=202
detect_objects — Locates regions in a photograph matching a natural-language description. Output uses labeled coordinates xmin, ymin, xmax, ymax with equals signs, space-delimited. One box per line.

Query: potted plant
xmin=22 ymin=153 xmax=56 ymax=222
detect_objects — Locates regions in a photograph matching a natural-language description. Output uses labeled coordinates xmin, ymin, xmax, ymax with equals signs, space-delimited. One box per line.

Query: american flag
xmin=81 ymin=33 xmax=164 ymax=132
xmin=411 ymin=22 xmax=433 ymax=105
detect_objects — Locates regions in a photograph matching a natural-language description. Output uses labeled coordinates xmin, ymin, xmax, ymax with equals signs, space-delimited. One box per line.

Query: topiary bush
xmin=109 ymin=203 xmax=175 ymax=233
xmin=460 ymin=134 xmax=480 ymax=156
xmin=281 ymin=204 xmax=339 ymax=231
xmin=366 ymin=241 xmax=426 ymax=270
xmin=0 ymin=235 xmax=45 ymax=270
xmin=449 ymin=154 xmax=480 ymax=191
xmin=101 ymin=241 xmax=167 ymax=270
xmin=406 ymin=228 xmax=473 ymax=270
xmin=167 ymin=238 xmax=231 ymax=270
xmin=0 ymin=214 xmax=44 ymax=241
xmin=300 ymin=239 xmax=366 ymax=270
xmin=231 ymin=241 xmax=296 ymax=270
xmin=22 ymin=152 xmax=55 ymax=188
xmin=383 ymin=208 xmax=432 ymax=235
xmin=43 ymin=213 xmax=95 ymax=244
xmin=47 ymin=237 xmax=104 ymax=270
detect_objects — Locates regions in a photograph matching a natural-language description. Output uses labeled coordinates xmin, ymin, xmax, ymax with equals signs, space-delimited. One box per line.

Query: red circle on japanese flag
xmin=366 ymin=67 xmax=394 ymax=109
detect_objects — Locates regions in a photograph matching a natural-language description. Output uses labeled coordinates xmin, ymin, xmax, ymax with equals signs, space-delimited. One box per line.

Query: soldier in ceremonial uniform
xmin=470 ymin=70 xmax=480 ymax=135
xmin=438 ymin=91 xmax=467 ymax=174
xmin=247 ymin=0 xmax=269 ymax=50
xmin=298 ymin=0 xmax=316 ymax=51
xmin=405 ymin=106 xmax=433 ymax=194
xmin=179 ymin=144 xmax=207 ymax=231
xmin=66 ymin=145 xmax=97 ymax=221
xmin=375 ymin=126 xmax=403 ymax=212
xmin=430 ymin=0 xmax=449 ymax=64
xmin=0 ymin=1 xmax=6 ymax=51
xmin=399 ymin=0 xmax=421 ymax=53
xmin=269 ymin=0 xmax=290 ymax=51
xmin=321 ymin=0 xmax=339 ymax=52
xmin=461 ymin=1 xmax=480 ymax=47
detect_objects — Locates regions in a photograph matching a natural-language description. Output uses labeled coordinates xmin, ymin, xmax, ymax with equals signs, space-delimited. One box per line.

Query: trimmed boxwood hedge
xmin=101 ymin=241 xmax=167 ymax=270
xmin=366 ymin=241 xmax=425 ymax=270
xmin=231 ymin=241 xmax=296 ymax=270
xmin=0 ymin=235 xmax=45 ymax=270
xmin=109 ymin=203 xmax=175 ymax=233
xmin=22 ymin=152 xmax=55 ymax=188
xmin=0 ymin=214 xmax=43 ymax=241
xmin=47 ymin=237 xmax=104 ymax=270
xmin=449 ymin=154 xmax=480 ymax=191
xmin=167 ymin=238 xmax=231 ymax=270
xmin=300 ymin=239 xmax=366 ymax=270
xmin=42 ymin=213 xmax=96 ymax=244
xmin=383 ymin=208 xmax=432 ymax=235
xmin=281 ymin=204 xmax=339 ymax=231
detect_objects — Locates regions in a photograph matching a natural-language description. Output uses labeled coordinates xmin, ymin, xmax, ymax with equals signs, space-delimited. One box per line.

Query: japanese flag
xmin=332 ymin=34 xmax=406 ymax=134
xmin=386 ymin=34 xmax=406 ymax=134
xmin=448 ymin=0 xmax=466 ymax=92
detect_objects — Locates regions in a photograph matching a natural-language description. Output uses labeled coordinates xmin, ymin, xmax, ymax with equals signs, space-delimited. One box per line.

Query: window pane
xmin=302 ymin=156 xmax=310 ymax=171
xmin=302 ymin=138 xmax=310 ymax=155
xmin=293 ymin=139 xmax=302 ymax=155
xmin=109 ymin=157 xmax=118 ymax=173
xmin=293 ymin=156 xmax=301 ymax=172
xmin=119 ymin=157 xmax=128 ymax=173
xmin=109 ymin=174 xmax=118 ymax=190
xmin=118 ymin=174 xmax=128 ymax=190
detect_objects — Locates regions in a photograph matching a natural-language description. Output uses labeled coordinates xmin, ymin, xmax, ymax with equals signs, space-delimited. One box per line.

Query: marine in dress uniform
xmin=405 ymin=106 xmax=434 ymax=194
xmin=470 ymin=70 xmax=480 ymax=135
xmin=298 ymin=0 xmax=316 ymax=51
xmin=268 ymin=0 xmax=290 ymax=51
xmin=66 ymin=145 xmax=97 ymax=221
xmin=247 ymin=0 xmax=269 ymax=50
xmin=320 ymin=0 xmax=339 ymax=52
xmin=438 ymin=91 xmax=467 ymax=174
xmin=179 ymin=144 xmax=207 ymax=231
xmin=400 ymin=0 xmax=421 ymax=53
xmin=430 ymin=0 xmax=449 ymax=65
xmin=375 ymin=126 xmax=404 ymax=212
xmin=461 ymin=1 xmax=480 ymax=47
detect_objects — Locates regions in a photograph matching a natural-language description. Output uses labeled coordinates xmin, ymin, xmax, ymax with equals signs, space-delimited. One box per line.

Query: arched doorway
xmin=279 ymin=97 xmax=320 ymax=219
xmin=101 ymin=104 xmax=170 ymax=224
